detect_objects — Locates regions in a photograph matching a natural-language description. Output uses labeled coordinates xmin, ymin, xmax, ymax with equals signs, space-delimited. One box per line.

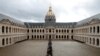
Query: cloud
xmin=0 ymin=0 xmax=50 ymax=22
xmin=0 ymin=0 xmax=100 ymax=22
xmin=84 ymin=0 xmax=100 ymax=14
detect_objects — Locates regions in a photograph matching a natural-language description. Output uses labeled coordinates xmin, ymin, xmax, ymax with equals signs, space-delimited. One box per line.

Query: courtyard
xmin=0 ymin=40 xmax=100 ymax=56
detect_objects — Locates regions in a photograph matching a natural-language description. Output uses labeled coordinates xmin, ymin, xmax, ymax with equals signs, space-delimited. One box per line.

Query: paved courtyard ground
xmin=0 ymin=40 xmax=48 ymax=56
xmin=52 ymin=41 xmax=100 ymax=56
xmin=0 ymin=40 xmax=100 ymax=56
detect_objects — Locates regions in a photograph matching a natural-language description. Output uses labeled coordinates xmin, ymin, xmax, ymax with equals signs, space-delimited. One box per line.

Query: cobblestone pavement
xmin=52 ymin=41 xmax=100 ymax=56
xmin=0 ymin=40 xmax=48 ymax=56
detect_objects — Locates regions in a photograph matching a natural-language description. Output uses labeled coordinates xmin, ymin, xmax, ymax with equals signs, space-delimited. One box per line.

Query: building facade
xmin=25 ymin=7 xmax=76 ymax=41
xmin=0 ymin=14 xmax=27 ymax=47
xmin=0 ymin=7 xmax=100 ymax=47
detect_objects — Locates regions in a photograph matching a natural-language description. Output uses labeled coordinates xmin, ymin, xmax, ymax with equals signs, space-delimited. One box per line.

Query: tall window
xmin=64 ymin=29 xmax=66 ymax=33
xmin=6 ymin=38 xmax=8 ymax=44
xmin=27 ymin=36 xmax=29 ymax=39
xmin=97 ymin=26 xmax=99 ymax=33
xmin=6 ymin=27 xmax=8 ymax=33
xmin=40 ymin=29 xmax=41 ymax=33
xmin=90 ymin=38 xmax=91 ymax=44
xmin=71 ymin=30 xmax=73 ymax=33
xmin=2 ymin=26 xmax=5 ymax=33
xmin=71 ymin=36 xmax=73 ymax=40
xmin=62 ymin=29 xmax=63 ymax=33
xmin=27 ymin=29 xmax=29 ymax=33
xmin=90 ymin=27 xmax=92 ymax=33
xmin=56 ymin=30 xmax=58 ymax=33
xmin=93 ymin=27 xmax=95 ymax=33
xmin=49 ymin=29 xmax=51 ymax=33
xmin=2 ymin=39 xmax=5 ymax=45
xmin=34 ymin=30 xmax=36 ymax=32
xmin=32 ymin=29 xmax=33 ymax=33
xmin=9 ymin=38 xmax=11 ymax=43
xmin=93 ymin=38 xmax=95 ymax=45
xmin=32 ymin=35 xmax=33 ymax=39
xmin=43 ymin=29 xmax=44 ymax=33
xmin=67 ymin=30 xmax=69 ymax=33
xmin=97 ymin=39 xmax=99 ymax=46
xmin=9 ymin=27 xmax=11 ymax=33
xmin=67 ymin=35 xmax=69 ymax=39
xmin=37 ymin=30 xmax=39 ymax=33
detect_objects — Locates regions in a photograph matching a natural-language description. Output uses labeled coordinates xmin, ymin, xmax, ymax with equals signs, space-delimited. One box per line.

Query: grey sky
xmin=0 ymin=0 xmax=100 ymax=22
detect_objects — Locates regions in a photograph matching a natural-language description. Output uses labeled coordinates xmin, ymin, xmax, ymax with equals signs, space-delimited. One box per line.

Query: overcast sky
xmin=0 ymin=0 xmax=100 ymax=22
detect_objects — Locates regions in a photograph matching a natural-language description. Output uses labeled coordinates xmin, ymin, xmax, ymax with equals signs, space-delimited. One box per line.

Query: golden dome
xmin=46 ymin=6 xmax=55 ymax=16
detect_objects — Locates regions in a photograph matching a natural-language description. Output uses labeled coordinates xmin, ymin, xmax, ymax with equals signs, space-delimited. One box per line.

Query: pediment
xmin=0 ymin=19 xmax=12 ymax=25
xmin=89 ymin=18 xmax=100 ymax=24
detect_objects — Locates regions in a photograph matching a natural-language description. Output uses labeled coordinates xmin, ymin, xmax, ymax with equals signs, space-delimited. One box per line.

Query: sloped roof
xmin=56 ymin=22 xmax=76 ymax=28
xmin=77 ymin=13 xmax=100 ymax=26
xmin=25 ymin=22 xmax=76 ymax=28
xmin=24 ymin=22 xmax=44 ymax=28
xmin=0 ymin=13 xmax=25 ymax=26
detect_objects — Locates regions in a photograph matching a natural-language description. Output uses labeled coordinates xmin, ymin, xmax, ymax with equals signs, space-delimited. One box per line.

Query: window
xmin=64 ymin=35 xmax=66 ymax=39
xmin=67 ymin=30 xmax=69 ymax=33
xmin=37 ymin=30 xmax=39 ymax=33
xmin=90 ymin=27 xmax=92 ymax=33
xmin=2 ymin=39 xmax=5 ymax=45
xmin=64 ymin=29 xmax=66 ymax=33
xmin=49 ymin=29 xmax=51 ymax=33
xmin=56 ymin=35 xmax=58 ymax=39
xmin=27 ymin=36 xmax=29 ymax=39
xmin=97 ymin=26 xmax=99 ymax=33
xmin=27 ymin=29 xmax=29 ymax=33
xmin=2 ymin=26 xmax=5 ymax=33
xmin=9 ymin=27 xmax=11 ymax=33
xmin=34 ymin=30 xmax=36 ymax=32
xmin=9 ymin=38 xmax=11 ymax=43
xmin=67 ymin=35 xmax=69 ymax=39
xmin=71 ymin=30 xmax=73 ymax=33
xmin=6 ymin=38 xmax=8 ymax=44
xmin=32 ymin=35 xmax=33 ymax=39
xmin=97 ymin=39 xmax=99 ymax=46
xmin=93 ymin=27 xmax=95 ymax=33
xmin=32 ymin=29 xmax=33 ymax=33
xmin=93 ymin=38 xmax=95 ymax=45
xmin=56 ymin=30 xmax=58 ymax=33
xmin=71 ymin=36 xmax=73 ymax=40
xmin=43 ymin=29 xmax=44 ymax=33
xmin=59 ymin=30 xmax=60 ymax=33
xmin=43 ymin=35 xmax=44 ymax=39
xmin=90 ymin=38 xmax=91 ymax=44
xmin=62 ymin=29 xmax=63 ymax=33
